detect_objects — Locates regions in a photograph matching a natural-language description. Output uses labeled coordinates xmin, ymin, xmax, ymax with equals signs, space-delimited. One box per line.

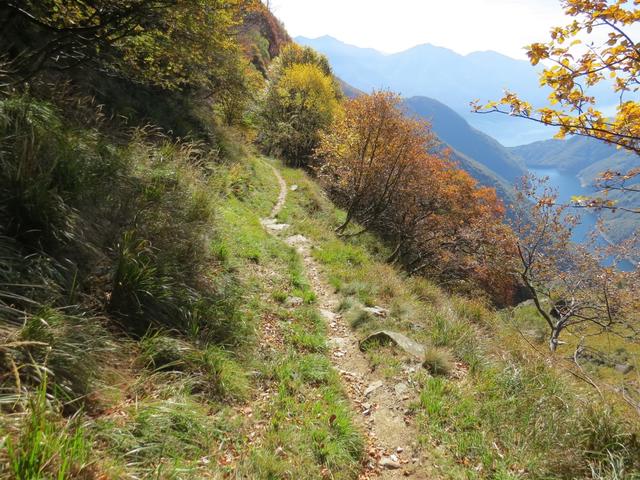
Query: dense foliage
xmin=316 ymin=92 xmax=516 ymax=303
xmin=258 ymin=44 xmax=342 ymax=166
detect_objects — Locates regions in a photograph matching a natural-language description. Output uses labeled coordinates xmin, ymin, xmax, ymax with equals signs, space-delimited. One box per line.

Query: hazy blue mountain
xmin=509 ymin=136 xmax=623 ymax=173
xmin=297 ymin=35 xmax=621 ymax=147
xmin=296 ymin=35 xmax=554 ymax=145
xmin=403 ymin=96 xmax=526 ymax=183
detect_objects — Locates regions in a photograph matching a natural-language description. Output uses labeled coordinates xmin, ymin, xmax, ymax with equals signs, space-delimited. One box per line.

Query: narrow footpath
xmin=261 ymin=161 xmax=432 ymax=480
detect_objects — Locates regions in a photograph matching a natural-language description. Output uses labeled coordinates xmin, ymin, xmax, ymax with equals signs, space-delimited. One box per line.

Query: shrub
xmin=345 ymin=307 xmax=376 ymax=330
xmin=258 ymin=45 xmax=341 ymax=166
xmin=139 ymin=334 xmax=193 ymax=371
xmin=0 ymin=95 xmax=123 ymax=249
xmin=139 ymin=334 xmax=248 ymax=401
xmin=189 ymin=346 xmax=249 ymax=401
xmin=7 ymin=309 xmax=112 ymax=408
xmin=422 ymin=348 xmax=455 ymax=377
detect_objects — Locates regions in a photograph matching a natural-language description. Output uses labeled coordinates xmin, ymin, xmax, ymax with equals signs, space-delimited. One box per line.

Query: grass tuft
xmin=422 ymin=347 xmax=455 ymax=377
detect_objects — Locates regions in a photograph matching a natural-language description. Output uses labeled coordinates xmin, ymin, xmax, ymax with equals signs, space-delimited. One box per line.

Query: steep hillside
xmin=240 ymin=3 xmax=291 ymax=74
xmin=337 ymin=78 xmax=364 ymax=99
xmin=403 ymin=96 xmax=526 ymax=182
xmin=510 ymin=136 xmax=627 ymax=173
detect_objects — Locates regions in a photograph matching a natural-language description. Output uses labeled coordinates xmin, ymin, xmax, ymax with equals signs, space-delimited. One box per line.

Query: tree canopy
xmin=317 ymin=91 xmax=515 ymax=303
xmin=258 ymin=44 xmax=342 ymax=166
xmin=1 ymin=0 xmax=253 ymax=91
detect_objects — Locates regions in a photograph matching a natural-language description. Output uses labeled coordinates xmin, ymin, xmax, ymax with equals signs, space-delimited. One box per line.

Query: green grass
xmin=277 ymin=163 xmax=640 ymax=479
xmin=422 ymin=348 xmax=455 ymax=377
xmin=0 ymin=91 xmax=363 ymax=480
xmin=2 ymin=89 xmax=638 ymax=480
xmin=4 ymin=382 xmax=93 ymax=480
xmin=215 ymin=161 xmax=363 ymax=477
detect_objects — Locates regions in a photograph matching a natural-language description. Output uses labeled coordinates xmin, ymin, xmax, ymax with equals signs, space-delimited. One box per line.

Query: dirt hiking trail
xmin=261 ymin=162 xmax=433 ymax=480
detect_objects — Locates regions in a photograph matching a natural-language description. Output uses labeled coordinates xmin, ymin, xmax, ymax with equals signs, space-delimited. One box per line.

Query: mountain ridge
xmin=296 ymin=34 xmax=554 ymax=146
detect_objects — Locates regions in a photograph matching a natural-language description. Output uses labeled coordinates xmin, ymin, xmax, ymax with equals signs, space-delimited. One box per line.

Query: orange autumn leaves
xmin=316 ymin=92 xmax=515 ymax=303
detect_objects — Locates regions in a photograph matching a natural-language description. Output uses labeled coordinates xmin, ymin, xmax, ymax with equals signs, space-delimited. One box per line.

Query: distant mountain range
xmin=326 ymin=38 xmax=639 ymax=243
xmin=402 ymin=96 xmax=526 ymax=208
xmin=298 ymin=35 xmax=618 ymax=147
xmin=403 ymin=96 xmax=526 ymax=182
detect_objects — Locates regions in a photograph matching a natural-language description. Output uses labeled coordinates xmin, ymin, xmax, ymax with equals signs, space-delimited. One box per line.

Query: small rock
xmin=394 ymin=383 xmax=409 ymax=396
xmin=320 ymin=309 xmax=336 ymax=320
xmin=615 ymin=363 xmax=634 ymax=374
xmin=261 ymin=218 xmax=290 ymax=231
xmin=285 ymin=296 xmax=304 ymax=308
xmin=360 ymin=330 xmax=426 ymax=359
xmin=328 ymin=337 xmax=349 ymax=349
xmin=290 ymin=185 xmax=299 ymax=191
xmin=285 ymin=234 xmax=310 ymax=247
xmin=364 ymin=380 xmax=384 ymax=397
xmin=379 ymin=457 xmax=402 ymax=469
xmin=390 ymin=454 xmax=399 ymax=462
xmin=363 ymin=306 xmax=389 ymax=317
xmin=396 ymin=447 xmax=404 ymax=453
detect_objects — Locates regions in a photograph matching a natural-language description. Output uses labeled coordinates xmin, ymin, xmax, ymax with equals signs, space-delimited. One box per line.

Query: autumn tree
xmin=316 ymin=91 xmax=437 ymax=233
xmin=317 ymin=91 xmax=516 ymax=303
xmin=473 ymin=0 xmax=640 ymax=210
xmin=258 ymin=44 xmax=342 ymax=166
xmin=511 ymin=176 xmax=636 ymax=351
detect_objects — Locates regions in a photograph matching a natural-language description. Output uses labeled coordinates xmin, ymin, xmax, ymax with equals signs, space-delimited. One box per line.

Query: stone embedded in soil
xmin=261 ymin=218 xmax=289 ymax=231
xmin=284 ymin=296 xmax=304 ymax=308
xmin=320 ymin=309 xmax=336 ymax=320
xmin=284 ymin=234 xmax=310 ymax=247
xmin=328 ymin=337 xmax=350 ymax=349
xmin=362 ymin=306 xmax=389 ymax=317
xmin=360 ymin=330 xmax=426 ymax=360
xmin=394 ymin=383 xmax=409 ymax=396
xmin=379 ymin=457 xmax=402 ymax=469
xmin=364 ymin=380 xmax=384 ymax=397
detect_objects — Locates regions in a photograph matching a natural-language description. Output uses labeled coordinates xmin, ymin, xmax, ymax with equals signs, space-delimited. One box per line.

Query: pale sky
xmin=269 ymin=0 xmax=568 ymax=59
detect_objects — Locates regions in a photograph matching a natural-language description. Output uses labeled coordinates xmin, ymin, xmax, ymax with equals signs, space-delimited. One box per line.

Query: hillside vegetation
xmin=0 ymin=2 xmax=639 ymax=479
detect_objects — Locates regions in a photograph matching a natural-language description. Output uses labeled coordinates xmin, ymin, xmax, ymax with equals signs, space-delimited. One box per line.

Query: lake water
xmin=529 ymin=167 xmax=635 ymax=270
xmin=528 ymin=167 xmax=598 ymax=244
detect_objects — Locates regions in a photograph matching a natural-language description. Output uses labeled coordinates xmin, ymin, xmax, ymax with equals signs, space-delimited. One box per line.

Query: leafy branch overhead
xmin=1 ymin=0 xmax=254 ymax=91
xmin=473 ymin=0 xmax=640 ymax=210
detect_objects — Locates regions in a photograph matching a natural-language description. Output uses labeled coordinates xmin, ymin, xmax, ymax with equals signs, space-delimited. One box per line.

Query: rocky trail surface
xmin=260 ymin=161 xmax=432 ymax=479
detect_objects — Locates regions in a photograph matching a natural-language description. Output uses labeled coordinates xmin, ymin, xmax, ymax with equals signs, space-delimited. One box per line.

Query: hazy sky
xmin=269 ymin=0 xmax=568 ymax=59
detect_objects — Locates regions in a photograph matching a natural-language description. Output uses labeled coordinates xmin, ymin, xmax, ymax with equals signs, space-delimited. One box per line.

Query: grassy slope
xmin=275 ymin=165 xmax=640 ymax=479
xmin=0 ymin=125 xmax=362 ymax=479
xmin=1 ymin=110 xmax=638 ymax=478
